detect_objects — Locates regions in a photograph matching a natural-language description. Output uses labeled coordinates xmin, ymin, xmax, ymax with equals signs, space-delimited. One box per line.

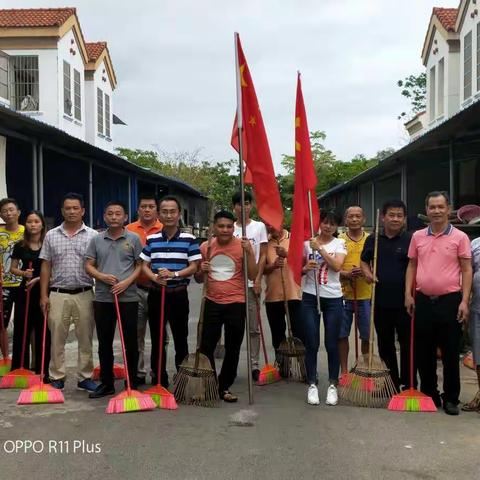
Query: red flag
xmin=231 ymin=34 xmax=283 ymax=230
xmin=288 ymin=73 xmax=320 ymax=286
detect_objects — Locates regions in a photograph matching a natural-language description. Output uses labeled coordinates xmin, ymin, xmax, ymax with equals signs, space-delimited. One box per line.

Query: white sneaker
xmin=326 ymin=384 xmax=338 ymax=406
xmin=307 ymin=384 xmax=320 ymax=405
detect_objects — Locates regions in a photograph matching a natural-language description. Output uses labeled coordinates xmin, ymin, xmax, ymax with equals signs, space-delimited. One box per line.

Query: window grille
xmin=10 ymin=56 xmax=39 ymax=111
xmin=74 ymin=69 xmax=81 ymax=121
xmin=0 ymin=52 xmax=8 ymax=101
xmin=63 ymin=60 xmax=71 ymax=115
xmin=464 ymin=31 xmax=472 ymax=100
xmin=105 ymin=93 xmax=110 ymax=137
xmin=97 ymin=87 xmax=103 ymax=134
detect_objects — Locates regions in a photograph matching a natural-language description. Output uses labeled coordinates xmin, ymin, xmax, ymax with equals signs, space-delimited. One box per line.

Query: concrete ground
xmin=0 ymin=283 xmax=479 ymax=480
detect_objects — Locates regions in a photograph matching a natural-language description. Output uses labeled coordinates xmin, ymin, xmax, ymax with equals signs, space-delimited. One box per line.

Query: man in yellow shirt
xmin=338 ymin=206 xmax=371 ymax=377
xmin=0 ymin=198 xmax=24 ymax=360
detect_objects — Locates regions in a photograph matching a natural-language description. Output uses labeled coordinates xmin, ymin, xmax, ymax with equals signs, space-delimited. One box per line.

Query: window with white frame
xmin=438 ymin=58 xmax=444 ymax=117
xmin=97 ymin=87 xmax=104 ymax=134
xmin=105 ymin=93 xmax=111 ymax=138
xmin=73 ymin=69 xmax=81 ymax=121
xmin=0 ymin=53 xmax=8 ymax=101
xmin=477 ymin=23 xmax=480 ymax=91
xmin=429 ymin=65 xmax=436 ymax=120
xmin=63 ymin=60 xmax=72 ymax=115
xmin=464 ymin=31 xmax=473 ymax=100
xmin=10 ymin=56 xmax=39 ymax=111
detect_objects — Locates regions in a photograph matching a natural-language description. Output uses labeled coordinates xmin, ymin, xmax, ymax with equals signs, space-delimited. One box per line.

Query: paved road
xmin=0 ymin=283 xmax=479 ymax=480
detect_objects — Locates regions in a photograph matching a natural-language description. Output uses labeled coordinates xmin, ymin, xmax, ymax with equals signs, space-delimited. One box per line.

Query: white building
xmin=0 ymin=7 xmax=117 ymax=152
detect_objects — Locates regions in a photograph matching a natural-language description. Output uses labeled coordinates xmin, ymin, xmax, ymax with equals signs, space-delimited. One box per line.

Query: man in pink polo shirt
xmin=405 ymin=191 xmax=472 ymax=415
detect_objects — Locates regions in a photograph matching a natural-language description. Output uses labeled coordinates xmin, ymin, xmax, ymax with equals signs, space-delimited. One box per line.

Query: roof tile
xmin=0 ymin=7 xmax=76 ymax=28
xmin=85 ymin=42 xmax=107 ymax=61
xmin=433 ymin=7 xmax=458 ymax=32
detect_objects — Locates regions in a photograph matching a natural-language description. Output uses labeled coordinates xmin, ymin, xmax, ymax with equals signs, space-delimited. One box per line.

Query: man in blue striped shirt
xmin=141 ymin=196 xmax=201 ymax=386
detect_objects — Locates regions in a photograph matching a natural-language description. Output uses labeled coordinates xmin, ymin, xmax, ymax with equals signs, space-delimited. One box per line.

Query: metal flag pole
xmin=307 ymin=190 xmax=321 ymax=314
xmin=234 ymin=32 xmax=254 ymax=405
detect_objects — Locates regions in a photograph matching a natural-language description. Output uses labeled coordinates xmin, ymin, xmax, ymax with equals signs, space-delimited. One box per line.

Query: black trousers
xmin=265 ymin=299 xmax=303 ymax=352
xmin=415 ymin=292 xmax=462 ymax=405
xmin=93 ymin=301 xmax=138 ymax=387
xmin=374 ymin=305 xmax=415 ymax=390
xmin=200 ymin=299 xmax=245 ymax=392
xmin=148 ymin=288 xmax=189 ymax=385
xmin=2 ymin=286 xmax=18 ymax=328
xmin=11 ymin=285 xmax=50 ymax=376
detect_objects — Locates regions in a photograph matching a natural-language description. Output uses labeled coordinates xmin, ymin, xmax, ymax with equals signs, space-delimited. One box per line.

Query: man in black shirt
xmin=360 ymin=200 xmax=413 ymax=391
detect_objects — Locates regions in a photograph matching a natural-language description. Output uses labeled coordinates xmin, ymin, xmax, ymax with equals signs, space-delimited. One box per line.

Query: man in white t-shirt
xmin=232 ymin=190 xmax=268 ymax=381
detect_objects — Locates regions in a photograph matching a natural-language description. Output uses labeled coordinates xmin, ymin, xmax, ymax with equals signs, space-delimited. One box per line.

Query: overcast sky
xmin=5 ymin=0 xmax=457 ymax=170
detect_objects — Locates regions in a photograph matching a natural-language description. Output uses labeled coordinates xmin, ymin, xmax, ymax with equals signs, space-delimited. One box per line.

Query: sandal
xmin=461 ymin=390 xmax=480 ymax=411
xmin=220 ymin=390 xmax=238 ymax=403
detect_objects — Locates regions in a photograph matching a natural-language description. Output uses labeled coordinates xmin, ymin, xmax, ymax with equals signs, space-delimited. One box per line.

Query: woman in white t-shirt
xmin=302 ymin=210 xmax=346 ymax=407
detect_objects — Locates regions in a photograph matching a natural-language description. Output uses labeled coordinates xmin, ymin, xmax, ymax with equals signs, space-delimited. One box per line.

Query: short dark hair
xmin=104 ymin=200 xmax=128 ymax=214
xmin=214 ymin=210 xmax=235 ymax=223
xmin=381 ymin=199 xmax=407 ymax=216
xmin=231 ymin=190 xmax=253 ymax=206
xmin=0 ymin=197 xmax=20 ymax=211
xmin=138 ymin=194 xmax=158 ymax=207
xmin=320 ymin=209 xmax=342 ymax=226
xmin=159 ymin=195 xmax=181 ymax=211
xmin=62 ymin=192 xmax=84 ymax=208
xmin=425 ymin=190 xmax=450 ymax=208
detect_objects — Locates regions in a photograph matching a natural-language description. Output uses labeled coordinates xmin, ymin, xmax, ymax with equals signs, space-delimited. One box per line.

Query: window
xmin=0 ymin=53 xmax=8 ymax=100
xmin=73 ymin=69 xmax=81 ymax=121
xmin=63 ymin=61 xmax=71 ymax=115
xmin=10 ymin=56 xmax=39 ymax=111
xmin=429 ymin=65 xmax=436 ymax=120
xmin=438 ymin=58 xmax=444 ymax=116
xmin=464 ymin=31 xmax=473 ymax=100
xmin=477 ymin=23 xmax=480 ymax=91
xmin=97 ymin=87 xmax=104 ymax=134
xmin=105 ymin=93 xmax=111 ymax=137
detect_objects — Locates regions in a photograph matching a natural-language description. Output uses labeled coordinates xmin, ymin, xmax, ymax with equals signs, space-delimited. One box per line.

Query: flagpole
xmin=234 ymin=32 xmax=254 ymax=405
xmin=307 ymin=184 xmax=321 ymax=315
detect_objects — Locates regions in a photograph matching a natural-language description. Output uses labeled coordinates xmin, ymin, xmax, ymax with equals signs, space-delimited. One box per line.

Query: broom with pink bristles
xmin=388 ymin=285 xmax=436 ymax=412
xmin=106 ymin=293 xmax=155 ymax=414
xmin=255 ymin=295 xmax=281 ymax=386
xmin=0 ymin=264 xmax=11 ymax=377
xmin=145 ymin=285 xmax=177 ymax=410
xmin=2 ymin=264 xmax=40 ymax=389
xmin=18 ymin=309 xmax=64 ymax=405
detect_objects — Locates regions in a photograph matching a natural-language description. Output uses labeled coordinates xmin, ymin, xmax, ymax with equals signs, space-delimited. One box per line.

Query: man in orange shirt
xmin=196 ymin=210 xmax=257 ymax=403
xmin=126 ymin=195 xmax=162 ymax=384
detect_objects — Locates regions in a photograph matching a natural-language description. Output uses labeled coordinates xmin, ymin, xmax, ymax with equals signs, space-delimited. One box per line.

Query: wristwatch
xmin=174 ymin=271 xmax=180 ymax=278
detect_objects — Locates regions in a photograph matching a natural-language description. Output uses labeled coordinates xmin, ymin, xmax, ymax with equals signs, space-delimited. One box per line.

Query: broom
xmin=0 ymin=264 xmax=11 ymax=377
xmin=255 ymin=294 xmax=281 ymax=385
xmin=173 ymin=218 xmax=219 ymax=407
xmin=106 ymin=293 xmax=155 ymax=414
xmin=1 ymin=263 xmax=40 ymax=388
xmin=275 ymin=267 xmax=306 ymax=381
xmin=338 ymin=280 xmax=374 ymax=392
xmin=339 ymin=210 xmax=397 ymax=408
xmin=18 ymin=309 xmax=64 ymax=404
xmin=145 ymin=285 xmax=177 ymax=409
xmin=92 ymin=363 xmax=125 ymax=381
xmin=388 ymin=286 xmax=436 ymax=412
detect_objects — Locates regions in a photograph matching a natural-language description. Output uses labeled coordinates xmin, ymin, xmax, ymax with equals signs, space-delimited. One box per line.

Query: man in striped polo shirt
xmin=141 ymin=196 xmax=201 ymax=386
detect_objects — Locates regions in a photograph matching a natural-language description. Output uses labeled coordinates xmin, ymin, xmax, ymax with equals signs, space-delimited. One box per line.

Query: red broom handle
xmin=255 ymin=295 xmax=269 ymax=365
xmin=114 ymin=293 xmax=131 ymax=392
xmin=156 ymin=285 xmax=166 ymax=386
xmin=352 ymin=278 xmax=359 ymax=360
xmin=19 ymin=262 xmax=33 ymax=369
xmin=410 ymin=282 xmax=416 ymax=390
xmin=39 ymin=308 xmax=48 ymax=385
xmin=0 ymin=263 xmax=6 ymax=354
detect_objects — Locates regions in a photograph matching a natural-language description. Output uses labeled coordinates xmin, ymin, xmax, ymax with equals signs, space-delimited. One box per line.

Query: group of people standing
xmin=0 ymin=189 xmax=477 ymax=415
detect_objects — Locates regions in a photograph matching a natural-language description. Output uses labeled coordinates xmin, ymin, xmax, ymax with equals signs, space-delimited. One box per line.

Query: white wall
xmin=57 ymin=29 xmax=86 ymax=141
xmin=2 ymin=47 xmax=58 ymax=127
xmin=85 ymin=58 xmax=114 ymax=152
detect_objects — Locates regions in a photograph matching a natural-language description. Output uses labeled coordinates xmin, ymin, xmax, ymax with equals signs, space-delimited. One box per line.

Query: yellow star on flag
xmin=249 ymin=116 xmax=256 ymax=126
xmin=240 ymin=64 xmax=248 ymax=87
xmin=295 ymin=141 xmax=301 ymax=152
xmin=295 ymin=116 xmax=301 ymax=128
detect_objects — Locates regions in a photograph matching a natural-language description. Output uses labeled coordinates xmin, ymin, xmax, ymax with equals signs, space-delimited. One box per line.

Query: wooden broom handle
xmin=368 ymin=209 xmax=380 ymax=368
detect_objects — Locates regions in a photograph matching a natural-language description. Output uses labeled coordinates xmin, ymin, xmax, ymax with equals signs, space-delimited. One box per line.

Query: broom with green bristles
xmin=2 ymin=263 xmax=40 ymax=389
xmin=388 ymin=284 xmax=436 ymax=412
xmin=18 ymin=309 xmax=64 ymax=405
xmin=0 ymin=264 xmax=11 ymax=377
xmin=145 ymin=285 xmax=178 ymax=409
xmin=255 ymin=295 xmax=281 ymax=386
xmin=106 ymin=293 xmax=155 ymax=414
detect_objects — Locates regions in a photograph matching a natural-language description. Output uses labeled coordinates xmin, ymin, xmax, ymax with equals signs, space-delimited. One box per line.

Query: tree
xmin=397 ymin=72 xmax=426 ymax=120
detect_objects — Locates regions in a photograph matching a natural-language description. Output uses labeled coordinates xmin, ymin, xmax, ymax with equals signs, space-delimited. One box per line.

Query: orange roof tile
xmin=0 ymin=7 xmax=76 ymax=28
xmin=85 ymin=42 xmax=107 ymax=61
xmin=433 ymin=7 xmax=458 ymax=32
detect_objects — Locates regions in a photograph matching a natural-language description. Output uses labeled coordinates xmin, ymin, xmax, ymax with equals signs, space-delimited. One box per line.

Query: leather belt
xmin=50 ymin=287 xmax=93 ymax=295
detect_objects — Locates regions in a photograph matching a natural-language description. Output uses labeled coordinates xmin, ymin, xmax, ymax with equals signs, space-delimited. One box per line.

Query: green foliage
xmin=397 ymin=72 xmax=426 ymax=120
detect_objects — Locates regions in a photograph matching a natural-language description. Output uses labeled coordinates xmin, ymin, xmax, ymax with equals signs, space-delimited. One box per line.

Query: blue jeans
xmin=302 ymin=292 xmax=343 ymax=384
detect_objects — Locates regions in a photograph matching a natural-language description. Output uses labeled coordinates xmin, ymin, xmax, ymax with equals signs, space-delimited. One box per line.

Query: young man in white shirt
xmin=232 ymin=191 xmax=268 ymax=382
